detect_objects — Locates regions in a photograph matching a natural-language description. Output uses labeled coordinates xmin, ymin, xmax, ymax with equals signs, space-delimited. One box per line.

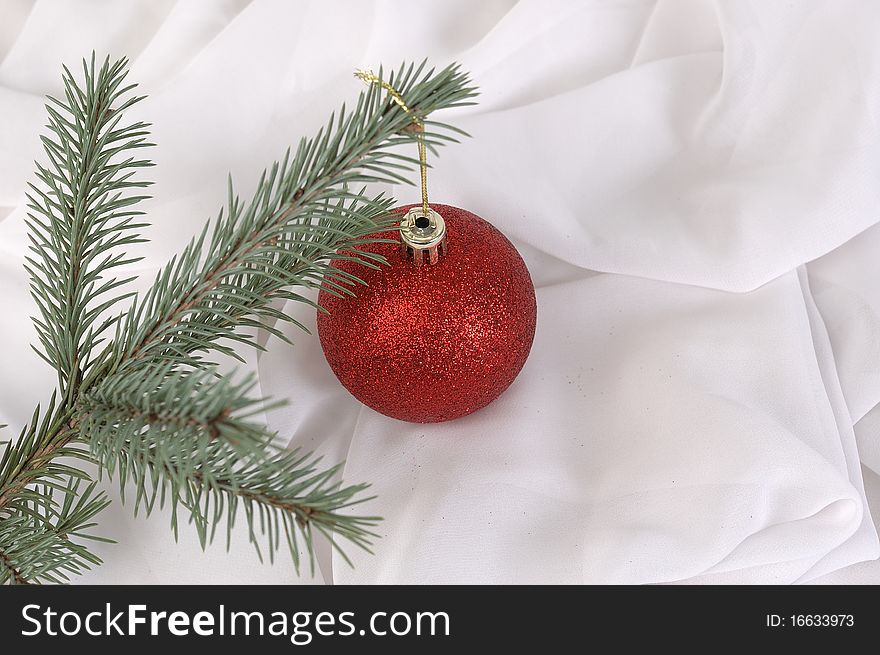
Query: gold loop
xmin=355 ymin=69 xmax=430 ymax=217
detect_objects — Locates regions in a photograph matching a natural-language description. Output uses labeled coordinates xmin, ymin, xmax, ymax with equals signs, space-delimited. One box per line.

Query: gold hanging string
xmin=355 ymin=69 xmax=430 ymax=218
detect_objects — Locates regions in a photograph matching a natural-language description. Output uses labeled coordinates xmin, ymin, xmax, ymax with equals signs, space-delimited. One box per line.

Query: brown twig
xmin=0 ymin=545 xmax=31 ymax=585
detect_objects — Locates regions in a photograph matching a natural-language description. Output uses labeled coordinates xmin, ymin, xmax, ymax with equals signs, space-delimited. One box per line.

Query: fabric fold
xmin=329 ymin=271 xmax=876 ymax=583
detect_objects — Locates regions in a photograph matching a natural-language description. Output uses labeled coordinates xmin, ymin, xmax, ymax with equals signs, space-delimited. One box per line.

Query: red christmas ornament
xmin=317 ymin=203 xmax=537 ymax=423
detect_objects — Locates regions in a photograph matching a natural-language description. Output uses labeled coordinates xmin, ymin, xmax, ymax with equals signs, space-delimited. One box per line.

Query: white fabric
xmin=0 ymin=0 xmax=879 ymax=584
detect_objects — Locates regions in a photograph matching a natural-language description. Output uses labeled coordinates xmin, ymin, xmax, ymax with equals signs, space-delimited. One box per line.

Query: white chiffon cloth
xmin=1 ymin=0 xmax=879 ymax=584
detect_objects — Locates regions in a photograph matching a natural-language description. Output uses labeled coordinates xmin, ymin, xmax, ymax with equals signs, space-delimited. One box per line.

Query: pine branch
xmin=101 ymin=60 xmax=475 ymax=377
xmin=77 ymin=362 xmax=379 ymax=571
xmin=0 ymin=478 xmax=110 ymax=585
xmin=1 ymin=54 xmax=150 ymax=584
xmin=0 ymin=399 xmax=103 ymax=585
xmin=24 ymin=53 xmax=153 ymax=394
xmin=79 ymin=363 xmax=274 ymax=463
xmin=183 ymin=452 xmax=379 ymax=571
xmin=0 ymin=396 xmax=92 ymax=515
xmin=76 ymin=60 xmax=474 ymax=565
xmin=1 ymin=56 xmax=477 ymax=583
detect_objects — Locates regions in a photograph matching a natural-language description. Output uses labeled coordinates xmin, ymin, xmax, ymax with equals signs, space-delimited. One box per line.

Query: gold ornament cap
xmin=400 ymin=207 xmax=447 ymax=266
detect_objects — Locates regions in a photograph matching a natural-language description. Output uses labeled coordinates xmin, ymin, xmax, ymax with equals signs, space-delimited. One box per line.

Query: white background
xmin=1 ymin=0 xmax=880 ymax=584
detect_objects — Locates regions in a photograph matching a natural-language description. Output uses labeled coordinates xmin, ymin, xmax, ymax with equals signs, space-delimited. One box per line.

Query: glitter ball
xmin=317 ymin=204 xmax=537 ymax=423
